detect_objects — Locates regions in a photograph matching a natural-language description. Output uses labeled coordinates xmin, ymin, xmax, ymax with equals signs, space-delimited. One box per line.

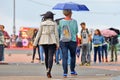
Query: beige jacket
xmin=33 ymin=19 xmax=59 ymax=47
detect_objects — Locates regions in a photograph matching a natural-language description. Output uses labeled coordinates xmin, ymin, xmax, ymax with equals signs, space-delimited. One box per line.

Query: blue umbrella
xmin=53 ymin=2 xmax=89 ymax=11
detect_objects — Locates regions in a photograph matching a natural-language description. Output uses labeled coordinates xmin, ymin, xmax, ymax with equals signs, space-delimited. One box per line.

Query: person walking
xmin=33 ymin=11 xmax=59 ymax=78
xmin=58 ymin=9 xmax=78 ymax=78
xmin=55 ymin=48 xmax=62 ymax=64
xmin=0 ymin=25 xmax=10 ymax=47
xmin=0 ymin=26 xmax=4 ymax=62
xmin=93 ymin=29 xmax=104 ymax=63
xmin=79 ymin=22 xmax=91 ymax=66
xmin=31 ymin=29 xmax=41 ymax=63
xmin=109 ymin=35 xmax=118 ymax=62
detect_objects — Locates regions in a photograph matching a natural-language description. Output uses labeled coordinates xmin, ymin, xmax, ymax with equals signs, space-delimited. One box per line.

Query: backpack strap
xmin=81 ymin=28 xmax=89 ymax=35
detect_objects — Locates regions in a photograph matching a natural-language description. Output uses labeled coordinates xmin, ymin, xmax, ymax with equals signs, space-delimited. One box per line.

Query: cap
xmin=41 ymin=11 xmax=55 ymax=18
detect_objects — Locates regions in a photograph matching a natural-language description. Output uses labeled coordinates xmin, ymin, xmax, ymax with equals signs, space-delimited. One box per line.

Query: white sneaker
xmin=41 ymin=61 xmax=44 ymax=64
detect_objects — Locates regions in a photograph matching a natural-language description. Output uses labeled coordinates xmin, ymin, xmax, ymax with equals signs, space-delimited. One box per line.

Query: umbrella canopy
xmin=101 ymin=29 xmax=117 ymax=37
xmin=109 ymin=28 xmax=120 ymax=35
xmin=53 ymin=2 xmax=89 ymax=11
xmin=55 ymin=18 xmax=64 ymax=25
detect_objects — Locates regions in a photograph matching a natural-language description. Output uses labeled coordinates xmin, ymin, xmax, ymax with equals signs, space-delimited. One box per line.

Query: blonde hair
xmin=63 ymin=9 xmax=72 ymax=16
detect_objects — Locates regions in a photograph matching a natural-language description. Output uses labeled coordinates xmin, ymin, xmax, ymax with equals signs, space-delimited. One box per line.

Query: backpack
xmin=81 ymin=28 xmax=89 ymax=35
xmin=81 ymin=29 xmax=90 ymax=40
xmin=60 ymin=24 xmax=71 ymax=42
xmin=110 ymin=36 xmax=118 ymax=45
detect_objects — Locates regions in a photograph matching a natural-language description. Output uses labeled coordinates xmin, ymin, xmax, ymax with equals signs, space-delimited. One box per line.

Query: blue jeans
xmin=60 ymin=41 xmax=77 ymax=74
xmin=102 ymin=44 xmax=108 ymax=60
xmin=68 ymin=50 xmax=71 ymax=65
xmin=76 ymin=46 xmax=81 ymax=58
xmin=0 ymin=45 xmax=4 ymax=61
xmin=94 ymin=46 xmax=101 ymax=63
xmin=56 ymin=48 xmax=62 ymax=64
xmin=81 ymin=43 xmax=91 ymax=64
xmin=39 ymin=46 xmax=44 ymax=61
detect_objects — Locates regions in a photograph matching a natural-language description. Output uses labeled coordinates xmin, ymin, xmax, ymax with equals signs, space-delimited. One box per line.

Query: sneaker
xmin=63 ymin=74 xmax=67 ymax=78
xmin=41 ymin=61 xmax=44 ymax=64
xmin=31 ymin=60 xmax=34 ymax=63
xmin=56 ymin=62 xmax=60 ymax=65
xmin=110 ymin=60 xmax=114 ymax=62
xmin=71 ymin=71 xmax=77 ymax=76
xmin=86 ymin=63 xmax=90 ymax=66
xmin=115 ymin=59 xmax=117 ymax=62
xmin=80 ymin=63 xmax=85 ymax=66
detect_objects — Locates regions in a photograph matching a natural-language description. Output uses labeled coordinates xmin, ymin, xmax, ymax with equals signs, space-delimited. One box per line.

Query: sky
xmin=0 ymin=0 xmax=120 ymax=35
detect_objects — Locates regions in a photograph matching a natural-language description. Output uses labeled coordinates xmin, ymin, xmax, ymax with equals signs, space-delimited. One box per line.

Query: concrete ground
xmin=0 ymin=48 xmax=120 ymax=80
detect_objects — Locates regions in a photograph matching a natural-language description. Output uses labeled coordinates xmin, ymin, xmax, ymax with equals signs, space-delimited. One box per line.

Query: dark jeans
xmin=42 ymin=44 xmax=56 ymax=72
xmin=32 ymin=44 xmax=40 ymax=60
xmin=60 ymin=41 xmax=77 ymax=74
xmin=94 ymin=46 xmax=101 ymax=63
xmin=0 ymin=45 xmax=4 ymax=61
xmin=102 ymin=44 xmax=108 ymax=60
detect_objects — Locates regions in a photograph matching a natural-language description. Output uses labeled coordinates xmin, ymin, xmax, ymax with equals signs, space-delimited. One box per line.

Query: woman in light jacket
xmin=33 ymin=11 xmax=59 ymax=78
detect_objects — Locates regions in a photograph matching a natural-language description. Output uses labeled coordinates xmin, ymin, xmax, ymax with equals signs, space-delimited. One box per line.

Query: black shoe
xmin=110 ymin=60 xmax=114 ymax=62
xmin=115 ymin=59 xmax=117 ymax=62
xmin=47 ymin=72 xmax=52 ymax=78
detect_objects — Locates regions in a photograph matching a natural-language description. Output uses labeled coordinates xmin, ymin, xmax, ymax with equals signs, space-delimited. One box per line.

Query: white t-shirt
xmin=80 ymin=29 xmax=90 ymax=44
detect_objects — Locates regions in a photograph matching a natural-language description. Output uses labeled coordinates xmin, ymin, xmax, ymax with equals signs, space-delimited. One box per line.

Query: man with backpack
xmin=79 ymin=22 xmax=92 ymax=66
xmin=109 ymin=35 xmax=118 ymax=62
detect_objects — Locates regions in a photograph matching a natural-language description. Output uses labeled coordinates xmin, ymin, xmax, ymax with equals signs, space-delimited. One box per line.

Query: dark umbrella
xmin=53 ymin=2 xmax=89 ymax=11
xmin=55 ymin=18 xmax=64 ymax=25
xmin=109 ymin=28 xmax=120 ymax=35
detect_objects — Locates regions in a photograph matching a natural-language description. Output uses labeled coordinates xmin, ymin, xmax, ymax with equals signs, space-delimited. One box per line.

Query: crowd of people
xmin=31 ymin=10 xmax=119 ymax=78
xmin=0 ymin=10 xmax=120 ymax=78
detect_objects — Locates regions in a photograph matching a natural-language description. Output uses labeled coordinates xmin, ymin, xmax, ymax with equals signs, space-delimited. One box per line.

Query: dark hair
xmin=42 ymin=16 xmax=54 ymax=21
xmin=80 ymin=22 xmax=86 ymax=26
xmin=41 ymin=11 xmax=54 ymax=21
xmin=95 ymin=29 xmax=101 ymax=36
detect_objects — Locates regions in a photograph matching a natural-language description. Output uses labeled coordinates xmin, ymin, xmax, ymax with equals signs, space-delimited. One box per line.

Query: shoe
xmin=80 ymin=63 xmax=85 ymax=66
xmin=86 ymin=63 xmax=90 ymax=66
xmin=105 ymin=59 xmax=108 ymax=62
xmin=71 ymin=71 xmax=77 ymax=76
xmin=41 ymin=61 xmax=44 ymax=64
xmin=63 ymin=74 xmax=67 ymax=78
xmin=36 ymin=58 xmax=40 ymax=60
xmin=110 ymin=60 xmax=114 ymax=62
xmin=47 ymin=72 xmax=52 ymax=78
xmin=31 ymin=60 xmax=34 ymax=63
xmin=56 ymin=62 xmax=60 ymax=65
xmin=115 ymin=59 xmax=117 ymax=62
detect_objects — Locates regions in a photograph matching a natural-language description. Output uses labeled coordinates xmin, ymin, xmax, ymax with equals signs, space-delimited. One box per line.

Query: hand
xmin=33 ymin=46 xmax=37 ymax=48
xmin=77 ymin=44 xmax=81 ymax=47
xmin=56 ymin=45 xmax=59 ymax=50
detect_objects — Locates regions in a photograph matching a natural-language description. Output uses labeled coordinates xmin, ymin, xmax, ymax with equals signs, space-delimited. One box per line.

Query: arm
xmin=55 ymin=23 xmax=59 ymax=47
xmin=33 ymin=24 xmax=42 ymax=46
